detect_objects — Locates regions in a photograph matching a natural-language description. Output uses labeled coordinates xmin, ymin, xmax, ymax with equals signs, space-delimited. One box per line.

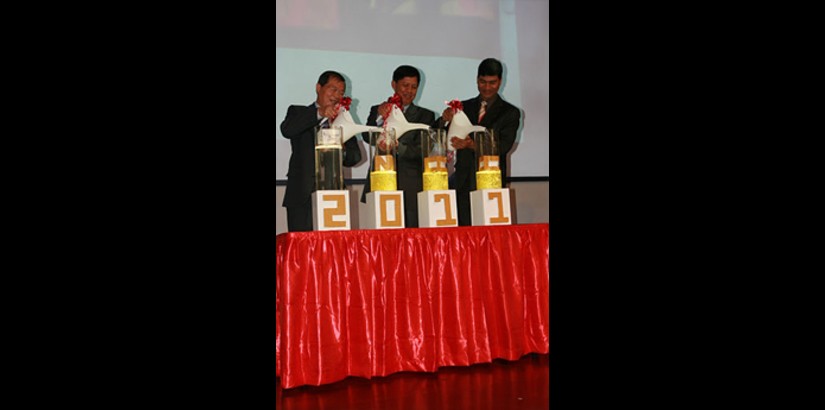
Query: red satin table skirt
xmin=276 ymin=223 xmax=549 ymax=389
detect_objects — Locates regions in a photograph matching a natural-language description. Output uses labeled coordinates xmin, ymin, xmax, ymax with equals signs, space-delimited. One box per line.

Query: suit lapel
xmin=404 ymin=104 xmax=419 ymax=122
xmin=307 ymin=102 xmax=318 ymax=117
xmin=464 ymin=99 xmax=480 ymax=126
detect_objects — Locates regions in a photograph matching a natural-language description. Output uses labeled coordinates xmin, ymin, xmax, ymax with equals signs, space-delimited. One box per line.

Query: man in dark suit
xmin=280 ymin=70 xmax=362 ymax=232
xmin=435 ymin=58 xmax=522 ymax=226
xmin=360 ymin=65 xmax=436 ymax=228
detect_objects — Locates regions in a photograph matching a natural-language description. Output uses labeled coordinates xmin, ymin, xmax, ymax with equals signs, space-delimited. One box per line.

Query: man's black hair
xmin=477 ymin=58 xmax=503 ymax=78
xmin=317 ymin=70 xmax=346 ymax=86
xmin=392 ymin=65 xmax=420 ymax=83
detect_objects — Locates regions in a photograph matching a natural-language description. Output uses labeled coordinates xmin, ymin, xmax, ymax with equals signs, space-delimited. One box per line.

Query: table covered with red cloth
xmin=276 ymin=223 xmax=549 ymax=389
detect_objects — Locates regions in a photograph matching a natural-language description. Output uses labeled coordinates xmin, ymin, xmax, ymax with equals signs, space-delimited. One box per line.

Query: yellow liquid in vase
xmin=476 ymin=170 xmax=501 ymax=190
xmin=422 ymin=171 xmax=448 ymax=191
xmin=370 ymin=170 xmax=397 ymax=191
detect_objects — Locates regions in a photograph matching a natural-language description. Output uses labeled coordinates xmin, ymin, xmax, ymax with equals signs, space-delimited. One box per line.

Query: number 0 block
xmin=417 ymin=190 xmax=458 ymax=228
xmin=365 ymin=191 xmax=405 ymax=229
xmin=470 ymin=188 xmax=512 ymax=226
xmin=311 ymin=190 xmax=351 ymax=231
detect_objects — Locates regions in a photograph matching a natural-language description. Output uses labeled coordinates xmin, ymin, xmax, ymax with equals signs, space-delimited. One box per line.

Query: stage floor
xmin=276 ymin=353 xmax=549 ymax=410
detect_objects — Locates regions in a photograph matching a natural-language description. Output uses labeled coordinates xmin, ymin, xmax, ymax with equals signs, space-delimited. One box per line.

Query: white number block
xmin=417 ymin=190 xmax=458 ymax=228
xmin=311 ymin=190 xmax=351 ymax=231
xmin=470 ymin=188 xmax=512 ymax=226
xmin=365 ymin=191 xmax=405 ymax=229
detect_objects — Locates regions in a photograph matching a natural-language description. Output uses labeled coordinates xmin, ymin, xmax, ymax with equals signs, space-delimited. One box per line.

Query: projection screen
xmin=276 ymin=0 xmax=548 ymax=181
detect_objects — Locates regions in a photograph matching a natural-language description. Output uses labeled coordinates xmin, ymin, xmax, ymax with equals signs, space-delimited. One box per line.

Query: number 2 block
xmin=311 ymin=190 xmax=351 ymax=231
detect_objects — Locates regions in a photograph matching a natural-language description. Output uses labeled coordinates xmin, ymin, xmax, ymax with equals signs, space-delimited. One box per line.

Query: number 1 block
xmin=470 ymin=188 xmax=512 ymax=226
xmin=417 ymin=190 xmax=458 ymax=228
xmin=311 ymin=190 xmax=351 ymax=231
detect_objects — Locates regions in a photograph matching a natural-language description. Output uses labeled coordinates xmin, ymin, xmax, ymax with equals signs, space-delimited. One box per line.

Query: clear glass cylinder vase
xmin=421 ymin=128 xmax=448 ymax=191
xmin=474 ymin=129 xmax=501 ymax=190
xmin=314 ymin=125 xmax=344 ymax=190
xmin=368 ymin=128 xmax=398 ymax=191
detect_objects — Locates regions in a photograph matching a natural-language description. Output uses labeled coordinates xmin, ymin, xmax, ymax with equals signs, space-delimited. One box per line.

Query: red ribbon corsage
xmin=446 ymin=99 xmax=463 ymax=112
xmin=387 ymin=94 xmax=403 ymax=110
xmin=337 ymin=96 xmax=352 ymax=111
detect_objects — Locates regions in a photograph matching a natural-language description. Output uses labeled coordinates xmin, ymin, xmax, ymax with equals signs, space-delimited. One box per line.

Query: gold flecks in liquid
xmin=370 ymin=171 xmax=397 ymax=191
xmin=476 ymin=170 xmax=501 ymax=190
xmin=422 ymin=171 xmax=448 ymax=191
